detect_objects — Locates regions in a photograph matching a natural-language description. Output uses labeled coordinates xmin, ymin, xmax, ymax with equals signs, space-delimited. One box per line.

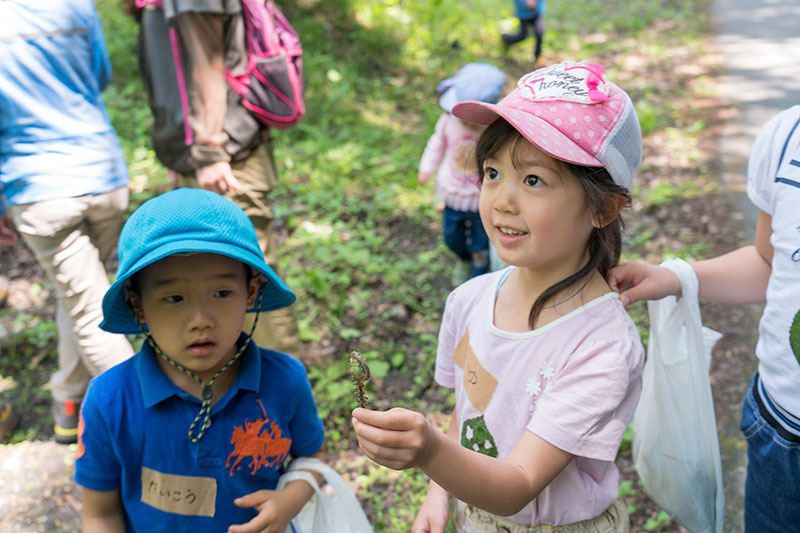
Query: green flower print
xmin=461 ymin=415 xmax=498 ymax=458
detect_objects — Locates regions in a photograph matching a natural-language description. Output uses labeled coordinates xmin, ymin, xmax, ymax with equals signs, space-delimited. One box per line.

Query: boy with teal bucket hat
xmin=75 ymin=188 xmax=325 ymax=532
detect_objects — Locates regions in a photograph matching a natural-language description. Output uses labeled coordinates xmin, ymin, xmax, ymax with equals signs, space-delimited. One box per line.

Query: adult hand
xmin=351 ymin=407 xmax=440 ymax=471
xmin=196 ymin=161 xmax=240 ymax=194
xmin=607 ymin=262 xmax=682 ymax=306
xmin=0 ymin=215 xmax=18 ymax=246
xmin=418 ymin=171 xmax=433 ymax=186
xmin=411 ymin=482 xmax=451 ymax=533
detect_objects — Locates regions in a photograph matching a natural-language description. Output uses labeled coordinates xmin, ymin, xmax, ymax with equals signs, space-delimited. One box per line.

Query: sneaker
xmin=534 ymin=56 xmax=547 ymax=68
xmin=53 ymin=399 xmax=80 ymax=444
xmin=0 ymin=400 xmax=19 ymax=441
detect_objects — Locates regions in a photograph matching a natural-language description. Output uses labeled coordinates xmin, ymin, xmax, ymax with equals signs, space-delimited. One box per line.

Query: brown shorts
xmin=454 ymin=499 xmax=629 ymax=533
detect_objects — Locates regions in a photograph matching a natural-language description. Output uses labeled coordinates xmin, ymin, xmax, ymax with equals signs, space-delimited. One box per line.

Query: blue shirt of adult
xmin=513 ymin=0 xmax=547 ymax=19
xmin=0 ymin=0 xmax=128 ymax=216
xmin=74 ymin=335 xmax=325 ymax=531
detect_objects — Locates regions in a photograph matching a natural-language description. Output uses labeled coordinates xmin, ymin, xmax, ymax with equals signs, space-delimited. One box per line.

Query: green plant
xmin=644 ymin=510 xmax=673 ymax=531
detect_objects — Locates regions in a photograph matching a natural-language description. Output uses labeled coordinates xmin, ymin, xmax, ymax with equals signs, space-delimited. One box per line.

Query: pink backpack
xmin=136 ymin=0 xmax=305 ymax=130
xmin=226 ymin=0 xmax=305 ymax=129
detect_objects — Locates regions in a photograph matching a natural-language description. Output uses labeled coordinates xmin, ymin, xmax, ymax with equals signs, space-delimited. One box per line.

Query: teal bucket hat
xmin=100 ymin=188 xmax=296 ymax=334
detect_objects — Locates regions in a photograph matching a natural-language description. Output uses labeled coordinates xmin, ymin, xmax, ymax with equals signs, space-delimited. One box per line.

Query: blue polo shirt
xmin=75 ymin=335 xmax=325 ymax=531
xmin=0 ymin=0 xmax=128 ymax=215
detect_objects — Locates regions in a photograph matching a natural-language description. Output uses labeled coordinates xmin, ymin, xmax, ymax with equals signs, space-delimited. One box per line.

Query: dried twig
xmin=347 ymin=350 xmax=370 ymax=408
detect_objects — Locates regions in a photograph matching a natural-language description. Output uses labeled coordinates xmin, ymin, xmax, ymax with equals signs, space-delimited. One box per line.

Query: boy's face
xmin=131 ymin=253 xmax=260 ymax=380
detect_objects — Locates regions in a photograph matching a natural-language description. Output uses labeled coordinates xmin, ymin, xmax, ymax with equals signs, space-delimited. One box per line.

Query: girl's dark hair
xmin=475 ymin=119 xmax=631 ymax=330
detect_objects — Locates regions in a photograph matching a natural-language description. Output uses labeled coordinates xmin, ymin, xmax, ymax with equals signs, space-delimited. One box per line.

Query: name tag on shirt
xmin=141 ymin=466 xmax=217 ymax=517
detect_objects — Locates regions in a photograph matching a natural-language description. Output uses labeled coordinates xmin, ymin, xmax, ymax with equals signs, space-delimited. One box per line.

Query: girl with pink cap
xmin=353 ymin=61 xmax=645 ymax=532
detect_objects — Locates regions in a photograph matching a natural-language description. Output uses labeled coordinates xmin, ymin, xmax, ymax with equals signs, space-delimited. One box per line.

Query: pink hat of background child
xmin=451 ymin=60 xmax=642 ymax=189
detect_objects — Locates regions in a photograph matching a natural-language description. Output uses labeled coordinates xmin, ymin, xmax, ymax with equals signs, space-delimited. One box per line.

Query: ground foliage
xmin=0 ymin=0 xmax=756 ymax=531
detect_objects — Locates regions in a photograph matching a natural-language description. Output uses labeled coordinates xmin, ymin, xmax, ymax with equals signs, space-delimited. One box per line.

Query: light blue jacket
xmin=513 ymin=0 xmax=547 ymax=19
xmin=0 ymin=0 xmax=128 ymax=215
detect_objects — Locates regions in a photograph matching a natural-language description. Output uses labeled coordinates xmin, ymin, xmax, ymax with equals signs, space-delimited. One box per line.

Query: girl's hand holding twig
xmin=351 ymin=407 xmax=440 ymax=471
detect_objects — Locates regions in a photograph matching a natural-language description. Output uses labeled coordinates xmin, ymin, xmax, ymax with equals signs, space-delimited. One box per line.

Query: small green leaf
xmin=369 ymin=360 xmax=390 ymax=379
xmin=339 ymin=327 xmax=362 ymax=340
xmin=390 ymin=352 xmax=404 ymax=368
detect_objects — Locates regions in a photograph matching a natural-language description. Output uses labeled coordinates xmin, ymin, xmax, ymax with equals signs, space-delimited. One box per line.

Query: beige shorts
xmin=454 ymin=499 xmax=629 ymax=533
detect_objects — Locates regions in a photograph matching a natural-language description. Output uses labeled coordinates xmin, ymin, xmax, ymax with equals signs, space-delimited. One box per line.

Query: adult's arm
xmin=172 ymin=11 xmax=240 ymax=193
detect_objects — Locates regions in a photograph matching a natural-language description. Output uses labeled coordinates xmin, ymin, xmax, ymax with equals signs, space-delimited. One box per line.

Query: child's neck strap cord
xmin=137 ymin=285 xmax=265 ymax=443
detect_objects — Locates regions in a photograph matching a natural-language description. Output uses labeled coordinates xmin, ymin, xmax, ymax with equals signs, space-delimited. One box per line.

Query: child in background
xmin=609 ymin=105 xmax=800 ymax=530
xmin=75 ymin=189 xmax=325 ymax=532
xmin=353 ymin=61 xmax=644 ymax=532
xmin=502 ymin=0 xmax=547 ymax=67
xmin=419 ymin=63 xmax=506 ymax=285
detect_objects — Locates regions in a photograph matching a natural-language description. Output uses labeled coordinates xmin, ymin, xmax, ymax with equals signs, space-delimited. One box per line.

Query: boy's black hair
xmin=475 ymin=118 xmax=631 ymax=329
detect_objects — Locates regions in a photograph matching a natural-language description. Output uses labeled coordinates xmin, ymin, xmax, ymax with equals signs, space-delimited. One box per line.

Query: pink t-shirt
xmin=435 ymin=268 xmax=644 ymax=526
xmin=418 ymin=112 xmax=484 ymax=212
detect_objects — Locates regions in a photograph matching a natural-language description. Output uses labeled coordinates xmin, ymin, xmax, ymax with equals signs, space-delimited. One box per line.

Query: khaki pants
xmin=455 ymin=500 xmax=630 ymax=533
xmin=10 ymin=188 xmax=135 ymax=403
xmin=176 ymin=142 xmax=300 ymax=356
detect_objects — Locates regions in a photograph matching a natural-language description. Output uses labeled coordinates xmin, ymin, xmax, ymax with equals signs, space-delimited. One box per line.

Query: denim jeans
xmin=502 ymin=16 xmax=544 ymax=59
xmin=442 ymin=207 xmax=489 ymax=278
xmin=740 ymin=373 xmax=800 ymax=531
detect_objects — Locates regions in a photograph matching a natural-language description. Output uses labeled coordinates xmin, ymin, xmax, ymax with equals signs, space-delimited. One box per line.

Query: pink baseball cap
xmin=451 ymin=60 xmax=642 ymax=189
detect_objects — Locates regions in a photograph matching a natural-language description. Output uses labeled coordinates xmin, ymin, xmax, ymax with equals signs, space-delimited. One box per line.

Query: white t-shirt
xmin=747 ymin=105 xmax=800 ymax=417
xmin=434 ymin=268 xmax=644 ymax=526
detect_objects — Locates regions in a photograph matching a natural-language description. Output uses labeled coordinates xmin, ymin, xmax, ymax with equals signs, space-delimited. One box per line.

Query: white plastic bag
xmin=632 ymin=258 xmax=725 ymax=533
xmin=277 ymin=458 xmax=373 ymax=533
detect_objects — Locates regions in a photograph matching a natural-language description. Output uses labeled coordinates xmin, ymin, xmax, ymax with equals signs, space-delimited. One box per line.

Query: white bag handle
xmin=277 ymin=458 xmax=373 ymax=533
xmin=276 ymin=469 xmax=320 ymax=493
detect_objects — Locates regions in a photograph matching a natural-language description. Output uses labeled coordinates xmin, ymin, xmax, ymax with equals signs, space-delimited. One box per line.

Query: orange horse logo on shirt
xmin=226 ymin=399 xmax=291 ymax=476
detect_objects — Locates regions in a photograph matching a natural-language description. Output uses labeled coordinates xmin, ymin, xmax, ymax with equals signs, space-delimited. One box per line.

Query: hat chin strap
xmin=136 ymin=284 xmax=265 ymax=443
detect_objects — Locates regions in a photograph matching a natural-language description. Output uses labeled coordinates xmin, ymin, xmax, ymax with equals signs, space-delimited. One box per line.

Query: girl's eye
xmin=524 ymin=175 xmax=543 ymax=187
xmin=163 ymin=295 xmax=183 ymax=303
xmin=214 ymin=289 xmax=232 ymax=298
xmin=485 ymin=167 xmax=500 ymax=180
